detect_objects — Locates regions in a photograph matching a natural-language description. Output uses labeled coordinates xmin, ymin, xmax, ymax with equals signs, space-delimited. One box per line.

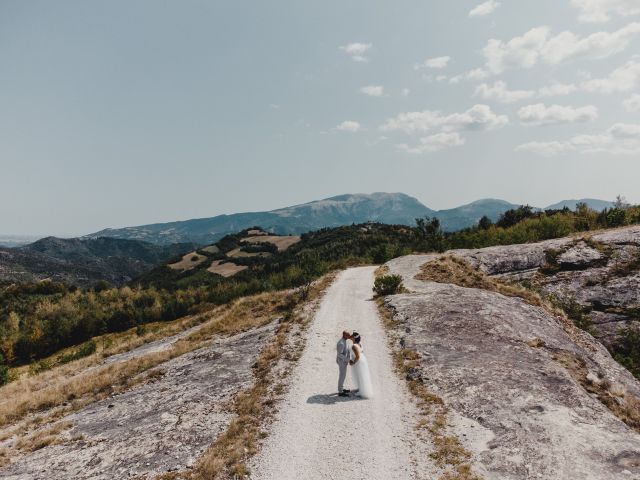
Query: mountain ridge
xmin=85 ymin=193 xmax=614 ymax=245
xmin=0 ymin=237 xmax=195 ymax=287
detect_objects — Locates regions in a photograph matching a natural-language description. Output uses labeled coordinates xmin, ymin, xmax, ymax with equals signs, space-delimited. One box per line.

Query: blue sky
xmin=1 ymin=1 xmax=639 ymax=236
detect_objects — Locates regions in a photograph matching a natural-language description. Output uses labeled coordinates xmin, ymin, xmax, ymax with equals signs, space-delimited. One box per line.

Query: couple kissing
xmin=336 ymin=330 xmax=374 ymax=399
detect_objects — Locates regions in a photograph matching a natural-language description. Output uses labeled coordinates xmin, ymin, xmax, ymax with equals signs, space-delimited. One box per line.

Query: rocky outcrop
xmin=0 ymin=323 xmax=277 ymax=479
xmin=439 ymin=226 xmax=640 ymax=346
xmin=385 ymin=254 xmax=640 ymax=479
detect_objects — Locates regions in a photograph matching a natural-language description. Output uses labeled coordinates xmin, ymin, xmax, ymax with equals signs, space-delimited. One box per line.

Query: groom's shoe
xmin=342 ymin=389 xmax=351 ymax=393
xmin=338 ymin=391 xmax=349 ymax=397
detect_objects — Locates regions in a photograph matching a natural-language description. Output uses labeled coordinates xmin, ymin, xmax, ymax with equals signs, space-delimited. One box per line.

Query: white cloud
xmin=608 ymin=122 xmax=640 ymax=137
xmin=339 ymin=43 xmax=372 ymax=62
xmin=335 ymin=120 xmax=361 ymax=132
xmin=360 ymin=85 xmax=384 ymax=97
xmin=449 ymin=68 xmax=489 ymax=84
xmin=398 ymin=132 xmax=465 ymax=154
xmin=517 ymin=103 xmax=598 ymax=125
xmin=571 ymin=0 xmax=640 ymax=23
xmin=516 ymin=123 xmax=640 ymax=155
xmin=466 ymin=68 xmax=489 ymax=81
xmin=623 ymin=93 xmax=640 ymax=111
xmin=474 ymin=81 xmax=535 ymax=103
xmin=418 ymin=56 xmax=451 ymax=69
xmin=515 ymin=141 xmax=577 ymax=156
xmin=483 ymin=23 xmax=640 ymax=73
xmin=436 ymin=75 xmax=448 ymax=82
xmin=401 ymin=88 xmax=411 ymax=96
xmin=581 ymin=59 xmax=640 ymax=93
xmin=538 ymin=83 xmax=578 ymax=97
xmin=469 ymin=0 xmax=500 ymax=17
xmin=381 ymin=104 xmax=508 ymax=134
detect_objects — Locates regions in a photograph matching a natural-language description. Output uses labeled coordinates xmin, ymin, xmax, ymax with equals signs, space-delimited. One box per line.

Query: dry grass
xmin=240 ymin=235 xmax=301 ymax=251
xmin=226 ymin=247 xmax=270 ymax=259
xmin=376 ymin=297 xmax=482 ymax=480
xmin=207 ymin=260 xmax=248 ymax=277
xmin=168 ymin=252 xmax=208 ymax=271
xmin=374 ymin=265 xmax=390 ymax=278
xmin=200 ymin=245 xmax=220 ymax=254
xmin=2 ymin=307 xmax=224 ymax=412
xmin=176 ymin=273 xmax=336 ymax=480
xmin=14 ymin=421 xmax=73 ymax=453
xmin=553 ymin=350 xmax=640 ymax=432
xmin=0 ymin=290 xmax=298 ymax=436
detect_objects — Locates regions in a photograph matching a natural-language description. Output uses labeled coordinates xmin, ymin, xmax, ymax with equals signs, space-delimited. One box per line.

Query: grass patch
xmin=553 ymin=349 xmax=640 ymax=432
xmin=14 ymin=420 xmax=73 ymax=452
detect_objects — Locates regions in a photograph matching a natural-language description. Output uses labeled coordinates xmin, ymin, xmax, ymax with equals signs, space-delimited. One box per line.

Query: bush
xmin=373 ymin=275 xmax=403 ymax=296
xmin=57 ymin=339 xmax=97 ymax=364
xmin=0 ymin=353 xmax=8 ymax=385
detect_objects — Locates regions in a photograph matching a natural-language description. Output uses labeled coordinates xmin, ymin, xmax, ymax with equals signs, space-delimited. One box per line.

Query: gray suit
xmin=336 ymin=337 xmax=352 ymax=393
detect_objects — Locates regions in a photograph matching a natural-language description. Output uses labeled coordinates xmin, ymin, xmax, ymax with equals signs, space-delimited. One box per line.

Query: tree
xmin=496 ymin=205 xmax=536 ymax=228
xmin=478 ymin=216 xmax=493 ymax=230
xmin=415 ymin=216 xmax=444 ymax=252
xmin=614 ymin=195 xmax=630 ymax=210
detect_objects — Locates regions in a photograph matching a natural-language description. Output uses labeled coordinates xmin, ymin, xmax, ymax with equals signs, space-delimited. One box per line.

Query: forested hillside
xmin=1 ymin=202 xmax=639 ymax=378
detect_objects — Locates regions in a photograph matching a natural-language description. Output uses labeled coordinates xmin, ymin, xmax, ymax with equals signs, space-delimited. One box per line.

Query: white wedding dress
xmin=351 ymin=343 xmax=374 ymax=399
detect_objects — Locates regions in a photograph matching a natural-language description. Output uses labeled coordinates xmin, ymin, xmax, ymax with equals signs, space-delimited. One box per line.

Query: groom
xmin=336 ymin=330 xmax=352 ymax=397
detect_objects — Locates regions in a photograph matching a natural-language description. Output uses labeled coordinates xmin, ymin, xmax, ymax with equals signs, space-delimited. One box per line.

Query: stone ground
xmin=0 ymin=323 xmax=277 ymax=480
xmin=386 ymin=251 xmax=640 ymax=480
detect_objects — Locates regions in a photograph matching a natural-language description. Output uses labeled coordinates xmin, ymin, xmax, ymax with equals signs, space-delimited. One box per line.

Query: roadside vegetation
xmin=1 ymin=200 xmax=639 ymax=375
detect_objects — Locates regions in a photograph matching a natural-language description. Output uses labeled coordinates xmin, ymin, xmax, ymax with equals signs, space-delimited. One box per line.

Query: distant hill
xmin=0 ymin=237 xmax=194 ymax=287
xmin=435 ymin=199 xmax=519 ymax=232
xmin=0 ymin=235 xmax=42 ymax=248
xmin=87 ymin=193 xmax=436 ymax=245
xmin=544 ymin=199 xmax=614 ymax=212
xmin=84 ymin=193 xmax=617 ymax=245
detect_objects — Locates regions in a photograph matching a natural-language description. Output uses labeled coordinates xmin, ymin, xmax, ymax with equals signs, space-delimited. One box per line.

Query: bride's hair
xmin=352 ymin=332 xmax=361 ymax=344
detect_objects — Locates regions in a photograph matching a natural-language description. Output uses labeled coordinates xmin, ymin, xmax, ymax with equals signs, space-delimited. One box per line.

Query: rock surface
xmin=391 ymin=226 xmax=640 ymax=346
xmin=383 ymin=277 xmax=640 ymax=479
xmin=0 ymin=323 xmax=277 ymax=480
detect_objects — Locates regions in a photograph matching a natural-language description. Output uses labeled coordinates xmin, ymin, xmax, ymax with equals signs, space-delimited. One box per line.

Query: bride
xmin=350 ymin=332 xmax=374 ymax=399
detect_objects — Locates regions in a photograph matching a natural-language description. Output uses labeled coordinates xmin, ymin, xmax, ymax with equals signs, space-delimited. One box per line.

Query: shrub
xmin=613 ymin=326 xmax=640 ymax=378
xmin=57 ymin=340 xmax=97 ymax=364
xmin=373 ymin=275 xmax=403 ymax=296
xmin=0 ymin=353 xmax=8 ymax=386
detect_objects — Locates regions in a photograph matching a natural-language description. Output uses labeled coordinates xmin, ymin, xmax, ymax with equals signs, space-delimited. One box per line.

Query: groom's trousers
xmin=338 ymin=361 xmax=348 ymax=393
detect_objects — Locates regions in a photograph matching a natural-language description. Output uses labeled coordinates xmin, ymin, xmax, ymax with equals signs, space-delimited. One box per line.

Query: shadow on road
xmin=306 ymin=393 xmax=362 ymax=405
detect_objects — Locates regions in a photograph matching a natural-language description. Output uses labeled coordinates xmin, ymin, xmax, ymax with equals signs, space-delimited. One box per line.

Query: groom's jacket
xmin=336 ymin=338 xmax=351 ymax=365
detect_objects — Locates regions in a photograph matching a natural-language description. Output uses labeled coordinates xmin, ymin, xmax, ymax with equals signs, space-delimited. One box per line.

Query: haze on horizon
xmin=1 ymin=1 xmax=639 ymax=237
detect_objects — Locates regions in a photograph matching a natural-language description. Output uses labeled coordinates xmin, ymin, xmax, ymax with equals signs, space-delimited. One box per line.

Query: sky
xmin=1 ymin=0 xmax=639 ymax=236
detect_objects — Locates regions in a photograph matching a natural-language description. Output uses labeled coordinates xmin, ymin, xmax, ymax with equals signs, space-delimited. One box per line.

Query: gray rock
xmin=387 ymin=225 xmax=640 ymax=345
xmin=385 ymin=283 xmax=640 ymax=480
xmin=0 ymin=323 xmax=278 ymax=480
xmin=556 ymin=242 xmax=605 ymax=269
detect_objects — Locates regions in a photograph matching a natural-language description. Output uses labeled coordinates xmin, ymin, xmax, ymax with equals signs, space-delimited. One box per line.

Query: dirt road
xmin=250 ymin=267 xmax=434 ymax=480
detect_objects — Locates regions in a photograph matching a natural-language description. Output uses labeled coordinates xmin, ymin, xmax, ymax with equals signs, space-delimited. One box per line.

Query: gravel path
xmin=250 ymin=267 xmax=434 ymax=480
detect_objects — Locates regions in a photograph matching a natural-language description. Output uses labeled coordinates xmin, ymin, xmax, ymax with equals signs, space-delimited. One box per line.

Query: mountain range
xmin=85 ymin=193 xmax=614 ymax=245
xmin=0 ymin=237 xmax=194 ymax=287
